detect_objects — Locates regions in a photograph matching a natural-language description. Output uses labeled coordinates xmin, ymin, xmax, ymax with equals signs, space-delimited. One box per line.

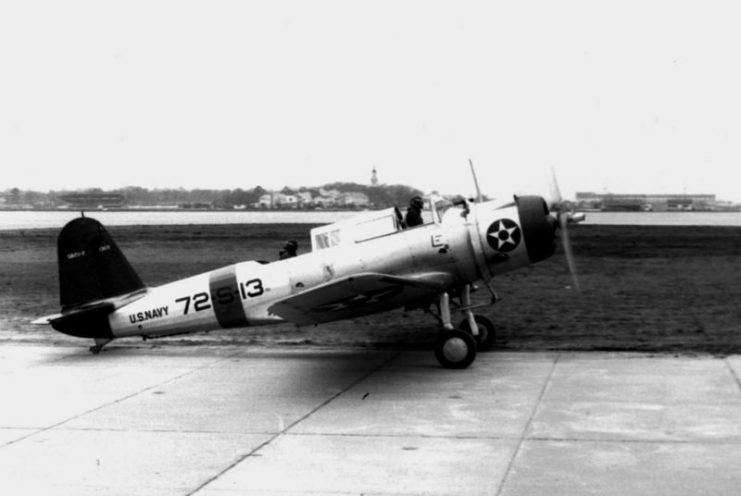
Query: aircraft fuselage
xmin=109 ymin=201 xmax=538 ymax=340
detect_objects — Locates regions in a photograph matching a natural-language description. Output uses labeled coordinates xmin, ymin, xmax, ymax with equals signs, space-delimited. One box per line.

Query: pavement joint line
xmin=725 ymin=357 xmax=741 ymax=393
xmin=494 ymin=352 xmax=560 ymax=496
xmin=28 ymin=426 xmax=285 ymax=435
xmin=16 ymin=426 xmax=521 ymax=440
xmin=6 ymin=424 xmax=738 ymax=446
xmin=282 ymin=432 xmax=741 ymax=445
xmin=284 ymin=431 xmax=523 ymax=441
xmin=185 ymin=351 xmax=403 ymax=496
xmin=0 ymin=351 xmax=240 ymax=450
xmin=524 ymin=436 xmax=741 ymax=445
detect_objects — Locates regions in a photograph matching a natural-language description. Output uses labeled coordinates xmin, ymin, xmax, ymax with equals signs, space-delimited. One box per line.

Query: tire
xmin=434 ymin=330 xmax=477 ymax=369
xmin=459 ymin=315 xmax=496 ymax=351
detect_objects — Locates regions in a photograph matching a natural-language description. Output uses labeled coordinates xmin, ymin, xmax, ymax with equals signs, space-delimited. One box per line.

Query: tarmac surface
xmin=1 ymin=344 xmax=741 ymax=495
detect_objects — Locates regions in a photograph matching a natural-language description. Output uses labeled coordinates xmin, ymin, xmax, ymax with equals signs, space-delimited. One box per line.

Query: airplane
xmin=33 ymin=176 xmax=583 ymax=369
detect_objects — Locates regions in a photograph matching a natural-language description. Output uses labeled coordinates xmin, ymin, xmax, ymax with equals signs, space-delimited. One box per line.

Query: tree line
xmin=2 ymin=183 xmax=424 ymax=209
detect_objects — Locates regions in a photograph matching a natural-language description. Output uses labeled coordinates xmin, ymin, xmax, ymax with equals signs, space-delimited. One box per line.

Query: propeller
xmin=549 ymin=167 xmax=582 ymax=291
xmin=469 ymin=158 xmax=483 ymax=203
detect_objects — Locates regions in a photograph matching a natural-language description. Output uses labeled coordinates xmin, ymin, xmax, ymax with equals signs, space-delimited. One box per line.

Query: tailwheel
xmin=89 ymin=338 xmax=112 ymax=354
xmin=434 ymin=330 xmax=477 ymax=369
xmin=459 ymin=315 xmax=496 ymax=351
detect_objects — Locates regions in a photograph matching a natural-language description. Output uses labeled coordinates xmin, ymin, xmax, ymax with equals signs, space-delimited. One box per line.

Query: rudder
xmin=58 ymin=217 xmax=145 ymax=310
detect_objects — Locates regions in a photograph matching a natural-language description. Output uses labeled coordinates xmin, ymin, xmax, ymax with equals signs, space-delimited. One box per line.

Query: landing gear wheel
xmin=434 ymin=330 xmax=477 ymax=369
xmin=459 ymin=315 xmax=496 ymax=351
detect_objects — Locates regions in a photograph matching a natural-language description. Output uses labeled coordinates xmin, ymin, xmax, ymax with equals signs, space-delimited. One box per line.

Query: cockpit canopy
xmin=310 ymin=207 xmax=404 ymax=251
xmin=310 ymin=196 xmax=462 ymax=252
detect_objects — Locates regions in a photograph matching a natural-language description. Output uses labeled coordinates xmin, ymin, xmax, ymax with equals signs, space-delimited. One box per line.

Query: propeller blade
xmin=550 ymin=166 xmax=581 ymax=291
xmin=469 ymin=159 xmax=483 ymax=203
xmin=559 ymin=212 xmax=581 ymax=291
xmin=549 ymin=165 xmax=563 ymax=207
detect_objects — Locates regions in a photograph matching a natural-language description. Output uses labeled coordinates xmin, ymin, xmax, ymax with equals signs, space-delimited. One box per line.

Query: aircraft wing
xmin=268 ymin=272 xmax=455 ymax=326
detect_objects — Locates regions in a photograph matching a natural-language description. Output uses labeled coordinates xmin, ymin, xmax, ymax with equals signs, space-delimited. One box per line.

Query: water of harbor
xmin=2 ymin=209 xmax=741 ymax=231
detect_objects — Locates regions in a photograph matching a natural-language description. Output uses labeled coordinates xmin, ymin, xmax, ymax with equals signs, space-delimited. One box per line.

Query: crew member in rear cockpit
xmin=279 ymin=240 xmax=298 ymax=259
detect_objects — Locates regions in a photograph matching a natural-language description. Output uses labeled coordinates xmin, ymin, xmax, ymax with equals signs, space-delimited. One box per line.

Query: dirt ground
xmin=2 ymin=222 xmax=741 ymax=354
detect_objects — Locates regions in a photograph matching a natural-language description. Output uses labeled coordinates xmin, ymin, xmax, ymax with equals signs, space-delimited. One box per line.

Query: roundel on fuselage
xmin=486 ymin=219 xmax=522 ymax=252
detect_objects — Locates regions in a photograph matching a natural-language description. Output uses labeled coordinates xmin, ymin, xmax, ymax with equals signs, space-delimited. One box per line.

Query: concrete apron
xmin=0 ymin=345 xmax=740 ymax=496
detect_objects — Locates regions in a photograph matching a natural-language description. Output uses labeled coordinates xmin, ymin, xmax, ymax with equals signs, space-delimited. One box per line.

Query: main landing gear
xmin=434 ymin=330 xmax=477 ymax=369
xmin=430 ymin=285 xmax=497 ymax=369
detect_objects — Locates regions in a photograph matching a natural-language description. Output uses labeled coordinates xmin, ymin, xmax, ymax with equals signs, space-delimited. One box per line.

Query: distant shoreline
xmin=0 ymin=207 xmax=371 ymax=213
xmin=3 ymin=209 xmax=741 ymax=231
xmin=2 ymin=205 xmax=741 ymax=214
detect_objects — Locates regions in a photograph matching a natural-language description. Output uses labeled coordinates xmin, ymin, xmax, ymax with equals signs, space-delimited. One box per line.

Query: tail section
xmin=58 ymin=217 xmax=145 ymax=310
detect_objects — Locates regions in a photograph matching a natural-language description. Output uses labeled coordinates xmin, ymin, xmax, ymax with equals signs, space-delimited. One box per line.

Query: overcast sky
xmin=1 ymin=1 xmax=740 ymax=201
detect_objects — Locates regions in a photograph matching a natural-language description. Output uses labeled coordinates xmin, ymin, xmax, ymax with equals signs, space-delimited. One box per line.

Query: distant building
xmin=178 ymin=202 xmax=212 ymax=210
xmin=314 ymin=188 xmax=342 ymax=208
xmin=338 ymin=192 xmax=370 ymax=208
xmin=254 ymin=188 xmax=369 ymax=209
xmin=59 ymin=193 xmax=126 ymax=209
xmin=313 ymin=195 xmax=337 ymax=208
xmin=319 ymin=188 xmax=341 ymax=198
xmin=296 ymin=191 xmax=313 ymax=206
xmin=255 ymin=192 xmax=300 ymax=208
xmin=255 ymin=193 xmax=273 ymax=208
xmin=371 ymin=167 xmax=379 ymax=186
xmin=274 ymin=193 xmax=298 ymax=208
xmin=576 ymin=192 xmax=717 ymax=211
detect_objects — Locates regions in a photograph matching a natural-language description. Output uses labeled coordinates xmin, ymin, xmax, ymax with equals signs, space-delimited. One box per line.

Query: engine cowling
xmin=469 ymin=196 xmax=557 ymax=281
xmin=515 ymin=195 xmax=557 ymax=264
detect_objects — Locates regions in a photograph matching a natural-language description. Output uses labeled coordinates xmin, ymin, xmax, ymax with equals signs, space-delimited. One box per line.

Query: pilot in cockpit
xmin=404 ymin=196 xmax=425 ymax=227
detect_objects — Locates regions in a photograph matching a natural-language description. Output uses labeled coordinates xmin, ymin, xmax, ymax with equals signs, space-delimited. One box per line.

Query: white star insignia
xmin=489 ymin=223 xmax=518 ymax=250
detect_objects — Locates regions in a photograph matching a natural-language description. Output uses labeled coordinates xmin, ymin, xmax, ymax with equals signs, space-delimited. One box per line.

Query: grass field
xmin=2 ymin=222 xmax=741 ymax=354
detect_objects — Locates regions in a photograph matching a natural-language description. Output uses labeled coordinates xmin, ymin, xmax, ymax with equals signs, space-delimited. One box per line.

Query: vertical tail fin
xmin=57 ymin=217 xmax=145 ymax=310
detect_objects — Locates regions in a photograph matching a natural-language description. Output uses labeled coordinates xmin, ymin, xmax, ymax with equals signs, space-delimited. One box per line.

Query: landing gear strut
xmin=430 ymin=284 xmax=497 ymax=369
xmin=459 ymin=315 xmax=496 ymax=351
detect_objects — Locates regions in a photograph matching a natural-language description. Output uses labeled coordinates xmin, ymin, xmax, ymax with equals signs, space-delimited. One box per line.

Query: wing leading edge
xmin=268 ymin=272 xmax=454 ymax=326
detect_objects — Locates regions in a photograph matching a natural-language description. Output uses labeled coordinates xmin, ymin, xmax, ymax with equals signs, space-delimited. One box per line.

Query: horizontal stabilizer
xmin=31 ymin=289 xmax=148 ymax=339
xmin=35 ymin=301 xmax=116 ymax=339
xmin=269 ymin=272 xmax=454 ymax=326
xmin=31 ymin=314 xmax=63 ymax=325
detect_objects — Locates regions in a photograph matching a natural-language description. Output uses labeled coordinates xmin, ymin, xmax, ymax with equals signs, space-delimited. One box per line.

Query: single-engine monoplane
xmin=34 ymin=172 xmax=583 ymax=368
